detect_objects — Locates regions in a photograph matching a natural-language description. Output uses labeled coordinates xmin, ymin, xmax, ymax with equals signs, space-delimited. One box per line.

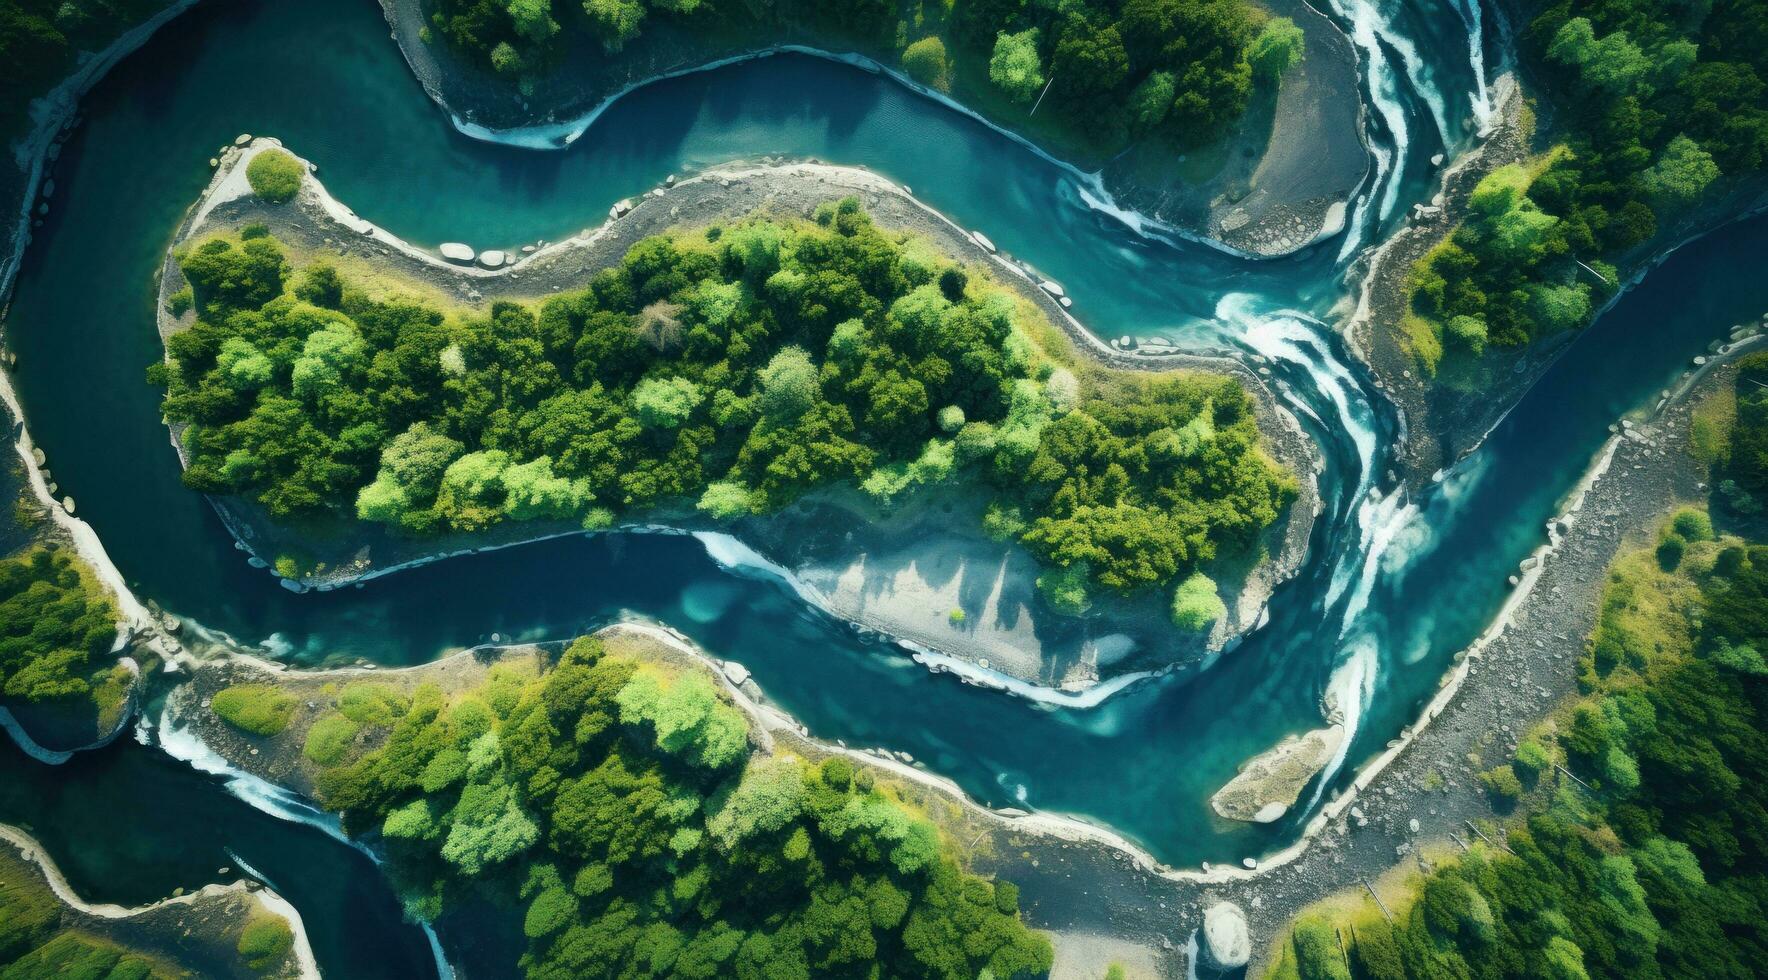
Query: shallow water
xmin=7 ymin=0 xmax=1763 ymax=971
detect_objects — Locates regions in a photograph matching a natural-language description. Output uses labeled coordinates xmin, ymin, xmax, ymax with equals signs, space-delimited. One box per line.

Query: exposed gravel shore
xmin=156 ymin=142 xmax=1319 ymax=692
xmin=375 ymin=0 xmax=1365 ymax=259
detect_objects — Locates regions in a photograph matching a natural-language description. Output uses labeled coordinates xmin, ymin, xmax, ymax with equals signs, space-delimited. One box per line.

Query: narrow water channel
xmin=9 ymin=0 xmax=1762 ymax=972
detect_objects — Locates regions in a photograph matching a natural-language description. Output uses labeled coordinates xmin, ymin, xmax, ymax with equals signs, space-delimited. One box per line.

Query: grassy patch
xmin=235 ymin=912 xmax=294 ymax=971
xmin=302 ymin=712 xmax=361 ymax=766
xmin=211 ymin=684 xmax=297 ymax=736
xmin=245 ymin=149 xmax=304 ymax=203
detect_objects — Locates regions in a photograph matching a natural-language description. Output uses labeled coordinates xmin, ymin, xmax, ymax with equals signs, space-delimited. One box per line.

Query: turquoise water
xmin=6 ymin=0 xmax=1764 ymax=973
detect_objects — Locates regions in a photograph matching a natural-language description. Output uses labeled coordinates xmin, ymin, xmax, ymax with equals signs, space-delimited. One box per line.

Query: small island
xmin=152 ymin=141 xmax=1316 ymax=690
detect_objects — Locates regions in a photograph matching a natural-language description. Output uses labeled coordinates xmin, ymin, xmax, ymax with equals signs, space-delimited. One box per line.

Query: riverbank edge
xmin=0 ymin=822 xmax=319 ymax=980
xmin=375 ymin=0 xmax=1366 ymax=260
xmin=1344 ymin=70 xmax=1768 ymax=490
xmin=155 ymin=141 xmax=1320 ymax=693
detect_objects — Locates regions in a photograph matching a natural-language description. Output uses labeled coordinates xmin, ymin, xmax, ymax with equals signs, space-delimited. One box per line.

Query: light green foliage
xmin=338 ymin=682 xmax=406 ymax=726
xmin=988 ymin=29 xmax=1044 ymax=103
xmin=614 ymin=665 xmax=749 ymax=770
xmin=1477 ymin=764 xmax=1523 ymax=800
xmin=1641 ymin=135 xmax=1719 ymax=209
xmin=245 ymin=149 xmax=304 ymax=203
xmin=755 ymin=346 xmax=818 ymax=420
xmin=1670 ymin=507 xmax=1713 ymax=542
xmin=900 ymin=36 xmax=949 ymax=91
xmin=506 ymin=0 xmax=557 ymax=43
xmin=936 ymin=404 xmax=965 ymax=433
xmin=1549 ymin=18 xmax=1650 ymax=95
xmin=236 ymin=914 xmax=294 ymax=971
xmin=631 ymin=375 xmax=703 ymax=428
xmin=290 ymin=318 xmax=368 ymax=401
xmin=581 ymin=0 xmax=643 ymax=52
xmin=211 ymin=684 xmax=297 ymax=736
xmin=216 ymin=337 xmax=273 ymax=391
xmin=303 ymin=712 xmax=361 ymax=765
xmin=707 ymin=756 xmax=806 ymax=848
xmin=1446 ymin=313 xmax=1488 ymax=355
xmin=695 ymin=481 xmax=753 ymax=520
xmin=1170 ymin=572 xmax=1225 ymax=630
xmin=1247 ymin=17 xmax=1305 ymax=83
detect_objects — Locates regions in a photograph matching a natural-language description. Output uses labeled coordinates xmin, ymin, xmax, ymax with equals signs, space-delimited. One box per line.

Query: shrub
xmin=1670 ymin=507 xmax=1713 ymax=543
xmin=988 ymin=29 xmax=1043 ymax=103
xmin=236 ymin=913 xmax=294 ymax=970
xmin=948 ymin=607 xmax=966 ymax=624
xmin=211 ymin=684 xmax=297 ymax=736
xmin=1656 ymin=532 xmax=1687 ymax=571
xmin=303 ymin=712 xmax=360 ymax=765
xmin=167 ymin=287 xmax=193 ymax=317
xmin=1248 ymin=17 xmax=1305 ymax=84
xmin=1037 ymin=563 xmax=1091 ymax=615
xmin=900 ymin=37 xmax=949 ymax=91
xmin=1478 ymin=764 xmax=1523 ymax=800
xmin=245 ymin=149 xmax=304 ymax=203
xmin=1170 ymin=572 xmax=1226 ymax=630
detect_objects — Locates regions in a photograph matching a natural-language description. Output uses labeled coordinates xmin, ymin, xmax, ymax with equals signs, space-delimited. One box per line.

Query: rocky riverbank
xmin=154 ymin=141 xmax=1319 ymax=692
xmin=375 ymin=0 xmax=1365 ymax=259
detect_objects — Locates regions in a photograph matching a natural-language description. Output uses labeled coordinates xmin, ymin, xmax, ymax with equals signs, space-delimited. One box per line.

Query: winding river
xmin=4 ymin=0 xmax=1765 ymax=973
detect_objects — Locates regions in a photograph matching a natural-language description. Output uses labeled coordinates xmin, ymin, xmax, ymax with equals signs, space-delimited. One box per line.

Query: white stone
xmin=476 ymin=250 xmax=506 ymax=269
xmin=723 ymin=661 xmax=751 ymax=686
xmin=438 ymin=242 xmax=475 ymax=263
xmin=1252 ymin=802 xmax=1288 ymax=823
xmin=234 ymin=133 xmax=252 ymax=146
xmin=971 ymin=231 xmax=996 ymax=253
xmin=1201 ymin=902 xmax=1252 ymax=969
xmin=1037 ymin=279 xmax=1065 ymax=298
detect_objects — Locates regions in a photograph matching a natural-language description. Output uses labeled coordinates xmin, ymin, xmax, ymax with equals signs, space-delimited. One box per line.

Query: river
xmin=7 ymin=0 xmax=1764 ymax=973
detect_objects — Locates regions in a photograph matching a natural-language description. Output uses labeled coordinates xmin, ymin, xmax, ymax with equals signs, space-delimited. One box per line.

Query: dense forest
xmin=154 ymin=202 xmax=1294 ymax=621
xmin=1266 ymin=360 xmax=1768 ymax=979
xmin=425 ymin=0 xmax=1302 ymax=157
xmin=206 ymin=634 xmax=1052 ymax=978
xmin=1405 ymin=0 xmax=1768 ymax=370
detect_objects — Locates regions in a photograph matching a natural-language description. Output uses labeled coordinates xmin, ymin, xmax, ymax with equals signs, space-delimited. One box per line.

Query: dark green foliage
xmin=158 ymin=208 xmax=1291 ymax=602
xmin=1727 ymin=353 xmax=1768 ymax=497
xmin=0 ymin=548 xmax=116 ymax=706
xmin=302 ymin=636 xmax=1051 ymax=979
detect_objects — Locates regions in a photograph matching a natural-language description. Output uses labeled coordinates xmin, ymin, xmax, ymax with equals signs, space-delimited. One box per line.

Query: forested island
xmin=152 ymin=144 xmax=1313 ymax=685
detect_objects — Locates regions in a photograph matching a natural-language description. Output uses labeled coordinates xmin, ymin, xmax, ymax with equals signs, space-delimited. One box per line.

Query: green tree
xmin=900 ymin=36 xmax=950 ymax=91
xmin=988 ymin=29 xmax=1044 ymax=103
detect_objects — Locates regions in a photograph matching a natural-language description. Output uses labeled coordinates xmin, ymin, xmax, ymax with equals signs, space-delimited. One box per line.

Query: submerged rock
xmin=1200 ymin=902 xmax=1251 ymax=970
xmin=1209 ymin=724 xmax=1345 ymax=822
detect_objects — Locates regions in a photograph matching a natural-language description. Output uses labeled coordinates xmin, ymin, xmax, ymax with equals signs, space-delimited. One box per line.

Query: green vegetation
xmin=1169 ymin=570 xmax=1224 ymax=630
xmin=244 ymin=148 xmax=305 ymax=203
xmin=0 ymin=844 xmax=241 ymax=980
xmin=211 ymin=683 xmax=298 ymax=736
xmin=279 ymin=635 xmax=1051 ymax=978
xmin=427 ymin=0 xmax=1299 ymax=162
xmin=1698 ymin=352 xmax=1768 ymax=516
xmin=155 ymin=203 xmax=1293 ymax=615
xmin=1404 ymin=0 xmax=1768 ymax=373
xmin=1269 ymin=499 xmax=1768 ymax=978
xmin=235 ymin=913 xmax=294 ymax=971
xmin=0 ymin=548 xmax=118 ymax=712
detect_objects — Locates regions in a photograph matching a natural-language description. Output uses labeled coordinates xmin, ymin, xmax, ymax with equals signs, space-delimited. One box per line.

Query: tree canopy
xmin=157 ymin=203 xmax=1293 ymax=612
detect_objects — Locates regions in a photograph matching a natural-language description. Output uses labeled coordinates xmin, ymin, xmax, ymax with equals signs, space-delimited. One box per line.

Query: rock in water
xmin=439 ymin=242 xmax=475 ymax=264
xmin=1209 ymin=724 xmax=1346 ymax=822
xmin=476 ymin=250 xmax=506 ymax=269
xmin=1201 ymin=902 xmax=1251 ymax=969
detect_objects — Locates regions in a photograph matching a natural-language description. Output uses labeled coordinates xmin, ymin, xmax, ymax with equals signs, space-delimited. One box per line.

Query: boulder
xmin=438 ymin=242 xmax=475 ymax=264
xmin=1200 ymin=902 xmax=1251 ymax=970
xmin=1209 ymin=725 xmax=1345 ymax=822
xmin=1037 ymin=279 xmax=1065 ymax=298
xmin=723 ymin=661 xmax=751 ymax=686
xmin=971 ymin=231 xmax=996 ymax=254
xmin=476 ymin=250 xmax=506 ymax=269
